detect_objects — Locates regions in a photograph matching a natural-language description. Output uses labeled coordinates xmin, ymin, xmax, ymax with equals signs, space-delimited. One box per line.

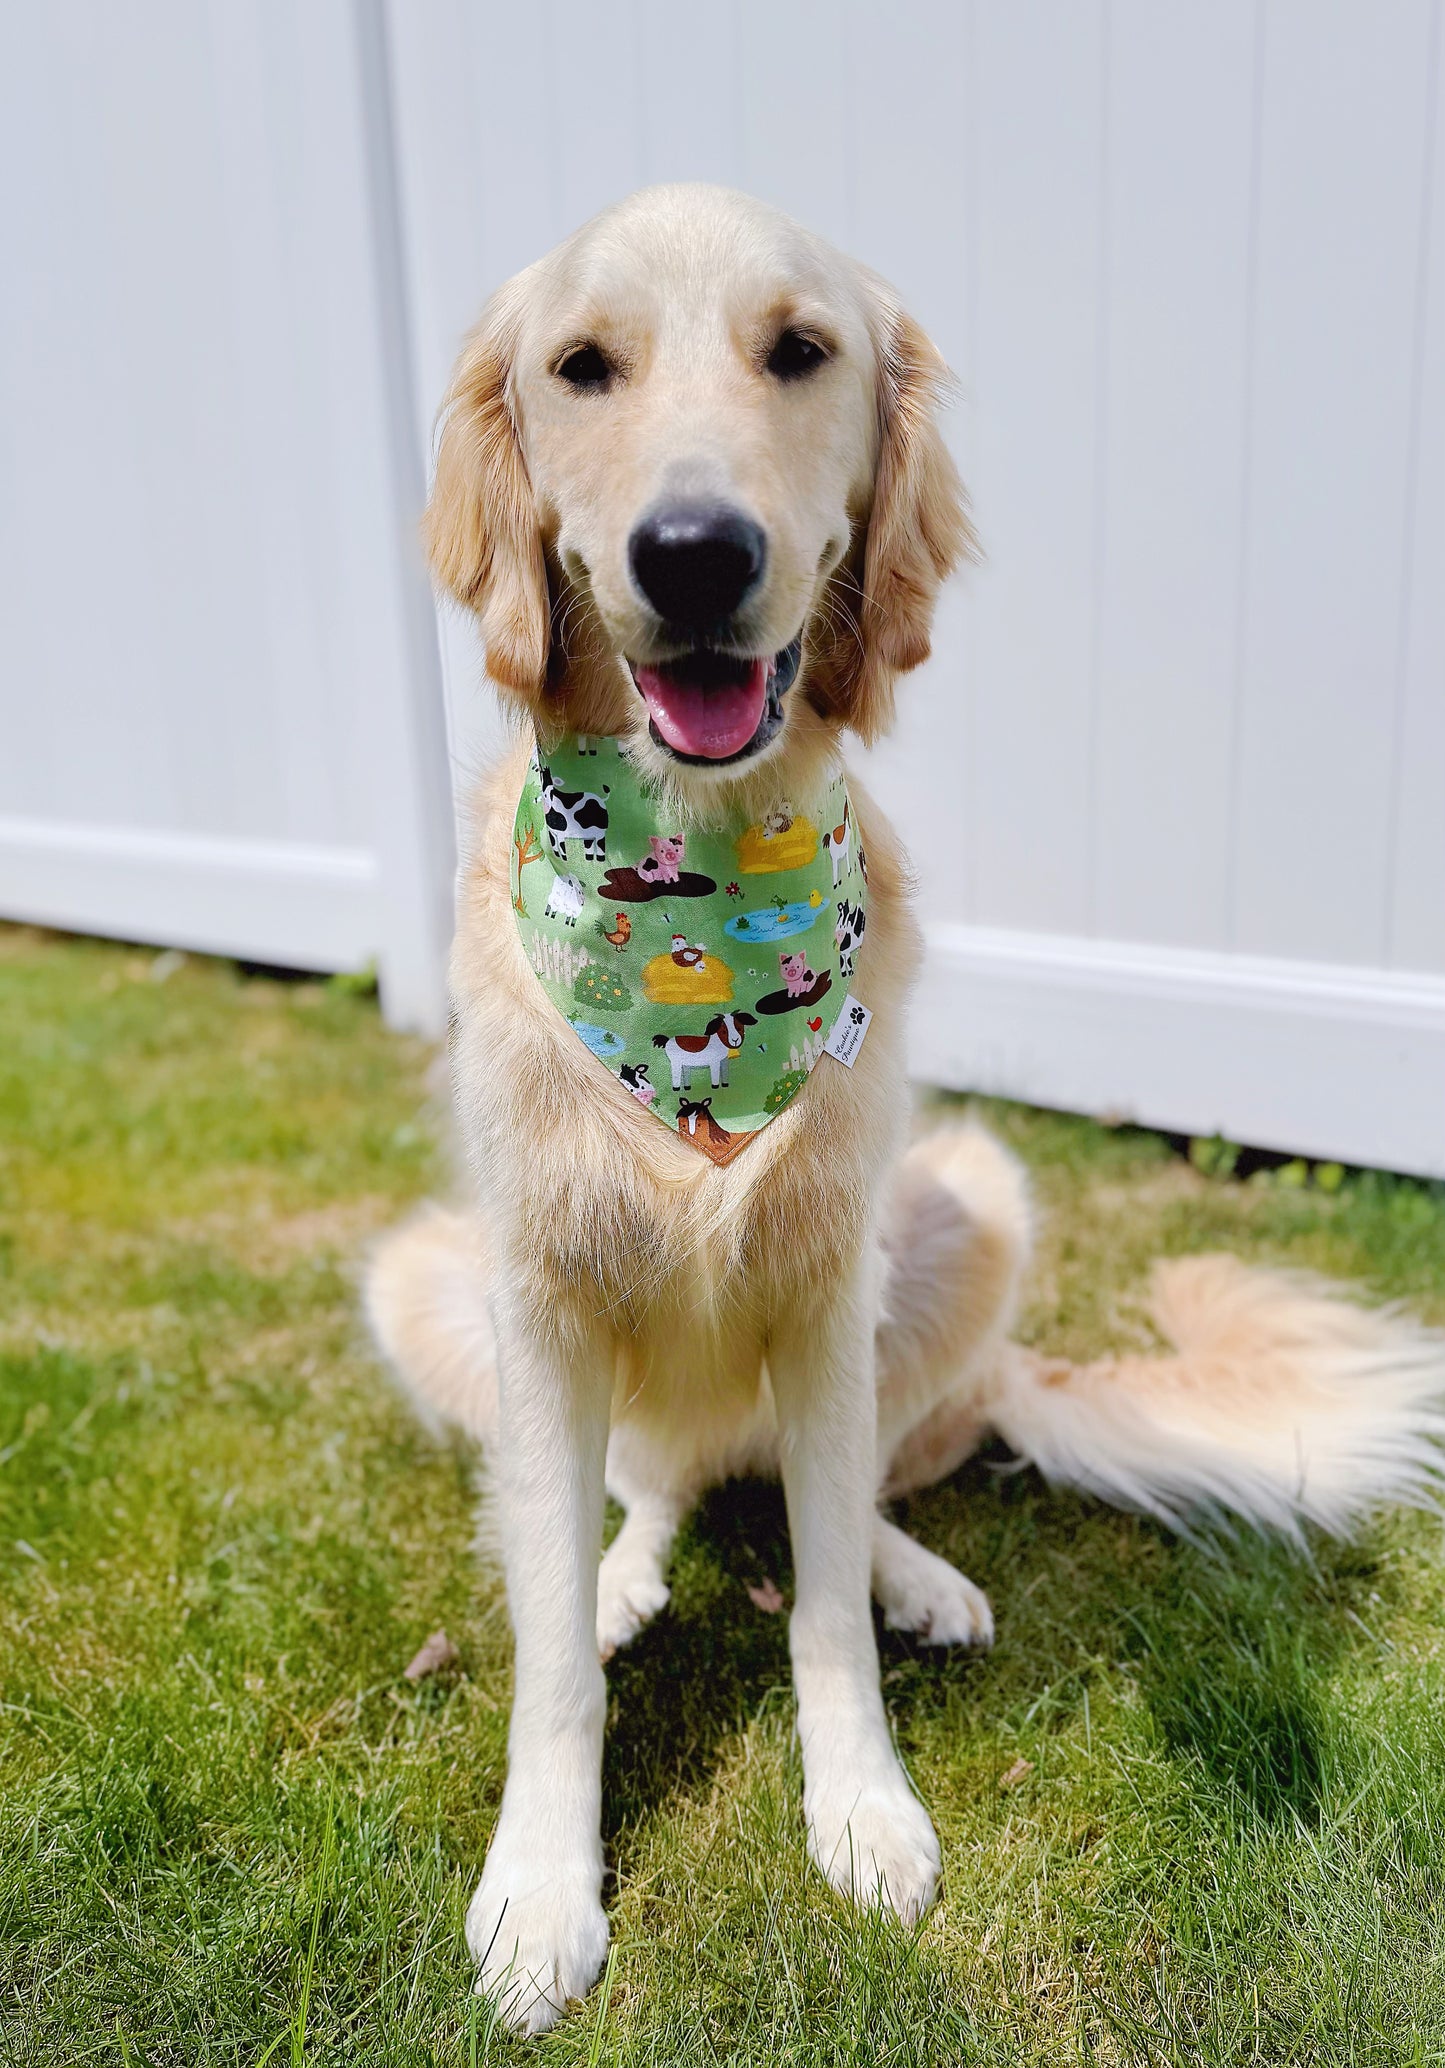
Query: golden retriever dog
xmin=366 ymin=185 xmax=1445 ymax=2034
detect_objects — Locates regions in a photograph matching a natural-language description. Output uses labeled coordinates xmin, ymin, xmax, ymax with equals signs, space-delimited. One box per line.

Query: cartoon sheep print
xmin=512 ymin=737 xmax=866 ymax=1162
xmin=544 ymin=874 xmax=586 ymax=925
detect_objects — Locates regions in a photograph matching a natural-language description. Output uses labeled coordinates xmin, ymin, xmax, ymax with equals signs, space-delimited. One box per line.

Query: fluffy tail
xmin=987 ymin=1253 xmax=1445 ymax=1539
xmin=363 ymin=1203 xmax=497 ymax=1443
xmin=877 ymin=1122 xmax=1034 ymax=1495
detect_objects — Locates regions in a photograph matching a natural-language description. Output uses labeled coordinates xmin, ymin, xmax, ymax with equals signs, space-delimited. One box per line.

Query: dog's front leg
xmin=466 ymin=1289 xmax=612 ymax=2034
xmin=770 ymin=1262 xmax=941 ymax=1924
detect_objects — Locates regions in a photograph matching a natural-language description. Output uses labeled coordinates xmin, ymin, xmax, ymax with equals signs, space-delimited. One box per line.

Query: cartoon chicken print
xmin=669 ymin=932 xmax=708 ymax=972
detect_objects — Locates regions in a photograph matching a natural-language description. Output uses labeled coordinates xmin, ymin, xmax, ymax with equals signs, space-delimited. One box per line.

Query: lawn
xmin=4 ymin=922 xmax=1445 ymax=2065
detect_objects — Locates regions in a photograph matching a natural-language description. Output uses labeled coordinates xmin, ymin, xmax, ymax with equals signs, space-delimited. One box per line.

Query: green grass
xmin=3 ymin=923 xmax=1445 ymax=2064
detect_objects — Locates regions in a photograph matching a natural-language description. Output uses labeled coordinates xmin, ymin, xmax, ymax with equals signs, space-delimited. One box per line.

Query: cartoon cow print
xmin=834 ymin=899 xmax=866 ymax=979
xmin=538 ymin=762 xmax=609 ymax=864
xmin=617 ymin=1061 xmax=656 ymax=1108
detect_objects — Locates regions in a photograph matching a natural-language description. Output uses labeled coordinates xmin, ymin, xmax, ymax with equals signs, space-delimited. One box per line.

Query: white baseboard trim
xmin=914 ymin=925 xmax=1445 ymax=1179
xmin=7 ymin=831 xmax=1442 ymax=1177
xmin=0 ymin=817 xmax=380 ymax=974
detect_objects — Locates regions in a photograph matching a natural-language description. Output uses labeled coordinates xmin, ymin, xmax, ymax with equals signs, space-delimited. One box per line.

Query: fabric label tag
xmin=824 ymin=994 xmax=872 ymax=1068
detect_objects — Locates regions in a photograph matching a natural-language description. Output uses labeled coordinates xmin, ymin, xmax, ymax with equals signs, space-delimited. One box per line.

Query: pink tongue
xmin=636 ymin=659 xmax=768 ymax=760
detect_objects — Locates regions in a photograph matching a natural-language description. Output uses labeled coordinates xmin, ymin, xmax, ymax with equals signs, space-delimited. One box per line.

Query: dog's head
xmin=428 ymin=185 xmax=975 ymax=788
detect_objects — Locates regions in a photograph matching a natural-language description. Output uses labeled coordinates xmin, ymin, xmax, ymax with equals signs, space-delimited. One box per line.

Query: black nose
xmin=628 ymin=502 xmax=766 ymax=630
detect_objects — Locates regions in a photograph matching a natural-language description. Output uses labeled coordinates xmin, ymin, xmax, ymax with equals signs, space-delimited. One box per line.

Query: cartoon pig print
xmin=637 ymin=835 xmax=684 ymax=885
xmin=779 ymin=949 xmax=818 ymax=998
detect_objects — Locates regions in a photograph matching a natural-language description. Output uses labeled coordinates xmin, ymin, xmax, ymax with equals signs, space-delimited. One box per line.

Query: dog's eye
xmin=554 ymin=343 xmax=613 ymax=391
xmin=766 ymin=328 xmax=830 ymax=381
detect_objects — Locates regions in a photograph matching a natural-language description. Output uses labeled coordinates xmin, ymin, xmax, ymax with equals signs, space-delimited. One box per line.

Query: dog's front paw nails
xmin=806 ymin=1770 xmax=941 ymax=1925
xmin=466 ymin=1856 xmax=608 ymax=2035
xmin=596 ymin=1562 xmax=670 ymax=1661
xmin=876 ymin=1535 xmax=994 ymax=1647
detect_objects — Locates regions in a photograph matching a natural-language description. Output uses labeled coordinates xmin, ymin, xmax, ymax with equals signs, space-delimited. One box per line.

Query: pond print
xmin=569 ymin=1019 xmax=627 ymax=1059
xmin=725 ymin=899 xmax=823 ymax=944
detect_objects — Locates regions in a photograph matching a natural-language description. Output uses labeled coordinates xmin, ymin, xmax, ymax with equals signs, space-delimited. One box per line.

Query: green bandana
xmin=511 ymin=734 xmax=869 ymax=1163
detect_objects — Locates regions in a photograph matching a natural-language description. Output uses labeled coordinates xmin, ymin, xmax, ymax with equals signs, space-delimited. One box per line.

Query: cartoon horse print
xmin=675 ymin=1095 xmax=739 ymax=1155
xmin=822 ymin=798 xmax=851 ymax=889
xmin=674 ymin=1094 xmax=758 ymax=1165
xmin=834 ymin=899 xmax=866 ymax=979
xmin=652 ymin=1011 xmax=757 ymax=1092
xmin=538 ymin=762 xmax=609 ymax=864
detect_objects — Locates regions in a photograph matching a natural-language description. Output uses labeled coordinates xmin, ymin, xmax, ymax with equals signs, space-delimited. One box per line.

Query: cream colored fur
xmin=365 ymin=185 xmax=1445 ymax=2034
xmin=366 ymin=1118 xmax=1029 ymax=1655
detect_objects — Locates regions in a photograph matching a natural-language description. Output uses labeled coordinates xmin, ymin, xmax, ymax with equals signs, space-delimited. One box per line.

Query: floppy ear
xmin=425 ymin=283 xmax=549 ymax=702
xmin=811 ymin=297 xmax=977 ymax=744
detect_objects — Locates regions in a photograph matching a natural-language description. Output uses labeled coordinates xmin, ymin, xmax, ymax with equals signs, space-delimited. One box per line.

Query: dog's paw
xmin=596 ymin=1554 xmax=670 ymax=1661
xmin=874 ymin=1529 xmax=994 ymax=1647
xmin=465 ymin=1854 xmax=608 ymax=2036
xmin=805 ymin=1767 xmax=941 ymax=1925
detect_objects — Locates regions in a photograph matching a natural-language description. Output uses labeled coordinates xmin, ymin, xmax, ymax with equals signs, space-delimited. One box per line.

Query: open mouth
xmin=629 ymin=638 xmax=802 ymax=765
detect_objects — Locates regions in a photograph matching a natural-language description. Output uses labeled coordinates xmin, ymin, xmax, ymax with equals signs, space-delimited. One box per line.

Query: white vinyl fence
xmin=4 ymin=2 xmax=1444 ymax=1176
xmin=0 ymin=2 xmax=454 ymax=1032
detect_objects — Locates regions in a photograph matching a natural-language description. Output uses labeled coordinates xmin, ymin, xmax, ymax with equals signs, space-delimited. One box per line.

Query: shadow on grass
xmin=1135 ymin=1602 xmax=1328 ymax=1820
xmin=602 ymin=1478 xmax=795 ymax=1837
xmin=602 ymin=1448 xmax=1379 ymax=1843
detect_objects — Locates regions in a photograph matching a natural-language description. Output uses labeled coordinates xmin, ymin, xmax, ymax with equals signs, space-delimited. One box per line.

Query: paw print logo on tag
xmin=823 ymin=994 xmax=872 ymax=1069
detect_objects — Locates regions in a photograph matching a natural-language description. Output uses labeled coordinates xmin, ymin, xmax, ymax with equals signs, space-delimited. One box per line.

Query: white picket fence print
xmin=526 ymin=932 xmax=592 ymax=986
xmin=788 ymin=1031 xmax=828 ymax=1075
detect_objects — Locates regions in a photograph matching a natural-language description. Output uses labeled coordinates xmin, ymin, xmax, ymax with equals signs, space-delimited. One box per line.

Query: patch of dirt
xmin=0 ymin=923 xmax=60 ymax=959
xmin=172 ymin=1194 xmax=397 ymax=1274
